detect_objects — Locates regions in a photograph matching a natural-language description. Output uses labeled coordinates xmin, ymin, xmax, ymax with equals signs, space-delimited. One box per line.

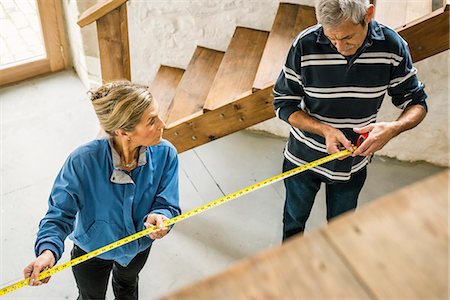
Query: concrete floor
xmin=0 ymin=71 xmax=445 ymax=299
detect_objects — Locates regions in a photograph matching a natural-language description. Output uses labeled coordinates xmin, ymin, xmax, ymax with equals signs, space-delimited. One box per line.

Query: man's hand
xmin=144 ymin=213 xmax=170 ymax=240
xmin=352 ymin=122 xmax=398 ymax=156
xmin=23 ymin=250 xmax=55 ymax=286
xmin=322 ymin=126 xmax=353 ymax=160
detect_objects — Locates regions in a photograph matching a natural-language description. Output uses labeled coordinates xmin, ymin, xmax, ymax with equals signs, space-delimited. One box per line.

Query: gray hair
xmin=315 ymin=0 xmax=370 ymax=27
xmin=89 ymin=80 xmax=153 ymax=136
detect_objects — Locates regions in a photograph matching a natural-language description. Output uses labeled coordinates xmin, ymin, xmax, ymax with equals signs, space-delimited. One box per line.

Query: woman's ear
xmin=115 ymin=129 xmax=129 ymax=139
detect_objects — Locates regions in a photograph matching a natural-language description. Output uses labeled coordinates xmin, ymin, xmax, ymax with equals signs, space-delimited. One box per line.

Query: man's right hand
xmin=322 ymin=126 xmax=353 ymax=159
xmin=23 ymin=250 xmax=55 ymax=286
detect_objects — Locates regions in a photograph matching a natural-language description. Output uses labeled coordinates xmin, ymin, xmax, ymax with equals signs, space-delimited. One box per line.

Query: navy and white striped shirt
xmin=274 ymin=20 xmax=427 ymax=181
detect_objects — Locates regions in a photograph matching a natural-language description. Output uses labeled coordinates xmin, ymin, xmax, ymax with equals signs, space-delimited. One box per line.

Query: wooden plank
xmin=37 ymin=0 xmax=70 ymax=71
xmin=253 ymin=3 xmax=316 ymax=90
xmin=0 ymin=59 xmax=51 ymax=86
xmin=163 ymin=232 xmax=372 ymax=300
xmin=96 ymin=4 xmax=131 ymax=81
xmin=203 ymin=27 xmax=269 ymax=111
xmin=77 ymin=0 xmax=128 ymax=28
xmin=397 ymin=4 xmax=449 ymax=62
xmin=163 ymin=85 xmax=275 ymax=153
xmin=150 ymin=65 xmax=185 ymax=121
xmin=166 ymin=46 xmax=224 ymax=124
xmin=324 ymin=170 xmax=449 ymax=299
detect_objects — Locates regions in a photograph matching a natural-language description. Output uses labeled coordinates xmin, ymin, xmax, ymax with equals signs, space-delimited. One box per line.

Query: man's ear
xmin=365 ymin=4 xmax=375 ymax=23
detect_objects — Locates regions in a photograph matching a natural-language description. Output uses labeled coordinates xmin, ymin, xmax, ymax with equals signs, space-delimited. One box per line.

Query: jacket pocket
xmin=73 ymin=220 xmax=104 ymax=244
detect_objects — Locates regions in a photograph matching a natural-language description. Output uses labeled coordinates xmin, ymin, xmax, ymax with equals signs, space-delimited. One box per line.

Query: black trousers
xmin=71 ymin=244 xmax=151 ymax=300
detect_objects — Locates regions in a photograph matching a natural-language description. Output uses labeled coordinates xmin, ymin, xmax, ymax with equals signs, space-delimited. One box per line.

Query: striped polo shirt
xmin=274 ymin=20 xmax=427 ymax=181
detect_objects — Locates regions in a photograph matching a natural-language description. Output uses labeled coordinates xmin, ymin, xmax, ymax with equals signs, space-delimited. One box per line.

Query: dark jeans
xmin=282 ymin=158 xmax=367 ymax=241
xmin=71 ymin=244 xmax=151 ymax=300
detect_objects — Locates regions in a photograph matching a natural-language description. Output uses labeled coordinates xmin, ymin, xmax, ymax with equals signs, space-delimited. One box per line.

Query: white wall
xmin=63 ymin=0 xmax=449 ymax=166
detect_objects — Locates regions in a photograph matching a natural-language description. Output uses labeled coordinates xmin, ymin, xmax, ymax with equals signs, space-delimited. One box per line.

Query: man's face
xmin=323 ymin=20 xmax=369 ymax=56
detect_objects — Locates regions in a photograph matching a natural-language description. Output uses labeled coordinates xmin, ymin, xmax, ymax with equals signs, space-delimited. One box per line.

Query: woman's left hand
xmin=144 ymin=214 xmax=170 ymax=240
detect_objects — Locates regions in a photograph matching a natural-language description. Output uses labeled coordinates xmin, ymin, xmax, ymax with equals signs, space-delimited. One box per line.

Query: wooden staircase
xmin=78 ymin=1 xmax=449 ymax=153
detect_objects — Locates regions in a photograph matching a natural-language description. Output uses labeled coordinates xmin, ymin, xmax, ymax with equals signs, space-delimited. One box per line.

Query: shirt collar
xmin=316 ymin=20 xmax=385 ymax=45
xmin=108 ymin=138 xmax=147 ymax=184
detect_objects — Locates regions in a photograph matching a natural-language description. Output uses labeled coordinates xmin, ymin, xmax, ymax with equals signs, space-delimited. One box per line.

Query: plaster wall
xmin=62 ymin=0 xmax=449 ymax=166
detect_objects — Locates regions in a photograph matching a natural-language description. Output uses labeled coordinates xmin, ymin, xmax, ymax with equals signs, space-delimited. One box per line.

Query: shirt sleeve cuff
xmin=277 ymin=106 xmax=300 ymax=123
xmin=36 ymin=243 xmax=60 ymax=262
xmin=141 ymin=210 xmax=174 ymax=238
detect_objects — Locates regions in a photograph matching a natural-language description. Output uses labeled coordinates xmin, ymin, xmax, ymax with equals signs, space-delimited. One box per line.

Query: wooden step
xmin=165 ymin=46 xmax=224 ymax=125
xmin=164 ymin=84 xmax=274 ymax=153
xmin=398 ymin=3 xmax=449 ymax=62
xmin=203 ymin=27 xmax=269 ymax=111
xmin=375 ymin=0 xmax=433 ymax=28
xmin=150 ymin=65 xmax=184 ymax=121
xmin=253 ymin=3 xmax=317 ymax=90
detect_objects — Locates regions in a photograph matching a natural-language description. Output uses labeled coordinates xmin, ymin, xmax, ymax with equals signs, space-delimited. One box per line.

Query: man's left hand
xmin=352 ymin=122 xmax=399 ymax=157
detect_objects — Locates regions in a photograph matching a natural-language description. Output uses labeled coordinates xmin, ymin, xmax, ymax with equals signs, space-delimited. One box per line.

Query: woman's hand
xmin=23 ymin=250 xmax=55 ymax=286
xmin=144 ymin=213 xmax=170 ymax=240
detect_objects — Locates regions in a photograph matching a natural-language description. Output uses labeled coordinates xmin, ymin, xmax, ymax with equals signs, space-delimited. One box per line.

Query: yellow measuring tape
xmin=0 ymin=147 xmax=356 ymax=296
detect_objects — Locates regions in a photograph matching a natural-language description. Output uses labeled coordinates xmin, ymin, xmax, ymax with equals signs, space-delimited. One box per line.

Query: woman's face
xmin=129 ymin=101 xmax=166 ymax=146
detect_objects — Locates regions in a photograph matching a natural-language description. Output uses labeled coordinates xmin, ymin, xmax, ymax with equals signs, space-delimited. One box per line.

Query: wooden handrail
xmin=78 ymin=0 xmax=128 ymax=27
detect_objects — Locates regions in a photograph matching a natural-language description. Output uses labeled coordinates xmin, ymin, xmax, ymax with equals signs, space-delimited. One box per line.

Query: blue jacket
xmin=35 ymin=138 xmax=180 ymax=266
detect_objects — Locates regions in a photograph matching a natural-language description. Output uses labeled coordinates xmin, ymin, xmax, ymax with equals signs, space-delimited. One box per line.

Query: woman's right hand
xmin=23 ymin=250 xmax=56 ymax=286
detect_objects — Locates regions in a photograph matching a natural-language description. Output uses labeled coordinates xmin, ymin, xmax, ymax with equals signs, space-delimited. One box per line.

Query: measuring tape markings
xmin=0 ymin=147 xmax=356 ymax=296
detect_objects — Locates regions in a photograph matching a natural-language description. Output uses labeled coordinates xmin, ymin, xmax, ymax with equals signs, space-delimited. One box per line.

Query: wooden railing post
xmin=96 ymin=5 xmax=130 ymax=81
xmin=78 ymin=0 xmax=130 ymax=82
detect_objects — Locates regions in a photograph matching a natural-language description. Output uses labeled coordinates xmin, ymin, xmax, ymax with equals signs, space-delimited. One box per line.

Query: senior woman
xmin=23 ymin=81 xmax=181 ymax=299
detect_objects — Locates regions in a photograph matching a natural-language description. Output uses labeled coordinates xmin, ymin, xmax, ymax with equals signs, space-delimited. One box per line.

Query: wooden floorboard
xmin=163 ymin=165 xmax=448 ymax=300
xmin=324 ymin=170 xmax=448 ymax=299
xmin=163 ymin=232 xmax=372 ymax=300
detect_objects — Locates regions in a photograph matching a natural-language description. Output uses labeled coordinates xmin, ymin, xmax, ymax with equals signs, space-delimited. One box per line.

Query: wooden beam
xmin=78 ymin=0 xmax=128 ymax=28
xmin=0 ymin=59 xmax=51 ymax=86
xmin=38 ymin=0 xmax=70 ymax=71
xmin=163 ymin=85 xmax=275 ymax=153
xmin=96 ymin=4 xmax=131 ymax=81
xmin=397 ymin=4 xmax=449 ymax=62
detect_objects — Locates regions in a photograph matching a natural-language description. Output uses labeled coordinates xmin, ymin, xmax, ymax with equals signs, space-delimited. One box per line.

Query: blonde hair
xmin=316 ymin=0 xmax=370 ymax=27
xmin=89 ymin=81 xmax=153 ymax=136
